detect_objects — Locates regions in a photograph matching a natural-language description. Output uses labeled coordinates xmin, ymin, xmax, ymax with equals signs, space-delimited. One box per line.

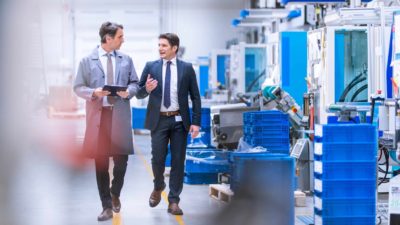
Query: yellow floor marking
xmin=112 ymin=213 xmax=122 ymax=225
xmin=136 ymin=147 xmax=185 ymax=225
xmin=109 ymin=159 xmax=123 ymax=225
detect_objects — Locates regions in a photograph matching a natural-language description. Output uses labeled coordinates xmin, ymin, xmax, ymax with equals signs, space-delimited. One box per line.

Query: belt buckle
xmin=166 ymin=111 xmax=171 ymax=116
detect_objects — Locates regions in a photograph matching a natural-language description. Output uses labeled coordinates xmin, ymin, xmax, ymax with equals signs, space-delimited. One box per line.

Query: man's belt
xmin=160 ymin=111 xmax=180 ymax=116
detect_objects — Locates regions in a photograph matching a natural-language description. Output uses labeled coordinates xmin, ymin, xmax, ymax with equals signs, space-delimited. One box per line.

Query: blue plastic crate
xmin=190 ymin=107 xmax=211 ymax=128
xmin=244 ymin=136 xmax=290 ymax=153
xmin=314 ymin=142 xmax=377 ymax=161
xmin=187 ymin=127 xmax=211 ymax=148
xmin=314 ymin=197 xmax=375 ymax=217
xmin=314 ymin=178 xmax=376 ymax=198
xmin=229 ymin=155 xmax=294 ymax=225
xmin=229 ymin=151 xmax=285 ymax=163
xmin=131 ymin=107 xmax=147 ymax=129
xmin=167 ymin=146 xmax=217 ymax=167
xmin=314 ymin=213 xmax=375 ymax=225
xmin=243 ymin=111 xmax=289 ymax=125
xmin=314 ymin=124 xmax=377 ymax=143
xmin=229 ymin=152 xmax=297 ymax=191
xmin=185 ymin=150 xmax=230 ymax=173
xmin=231 ymin=155 xmax=294 ymax=193
xmin=243 ymin=124 xmax=289 ymax=136
xmin=314 ymin=160 xmax=376 ymax=180
xmin=184 ymin=172 xmax=218 ymax=184
xmin=244 ymin=131 xmax=289 ymax=140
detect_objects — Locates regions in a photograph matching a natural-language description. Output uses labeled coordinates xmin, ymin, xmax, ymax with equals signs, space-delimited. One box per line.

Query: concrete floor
xmin=4 ymin=115 xmax=314 ymax=225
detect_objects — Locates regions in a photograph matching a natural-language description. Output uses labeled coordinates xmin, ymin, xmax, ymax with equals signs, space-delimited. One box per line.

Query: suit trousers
xmin=95 ymin=107 xmax=128 ymax=209
xmin=151 ymin=115 xmax=188 ymax=204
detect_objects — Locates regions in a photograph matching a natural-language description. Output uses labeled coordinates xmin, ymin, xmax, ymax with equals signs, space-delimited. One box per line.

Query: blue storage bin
xmin=243 ymin=111 xmax=289 ymax=125
xmin=189 ymin=107 xmax=211 ymax=128
xmin=243 ymin=129 xmax=289 ymax=139
xmin=314 ymin=124 xmax=377 ymax=143
xmin=231 ymin=155 xmax=294 ymax=192
xmin=184 ymin=172 xmax=218 ymax=184
xmin=314 ymin=178 xmax=376 ymax=198
xmin=282 ymin=0 xmax=346 ymax=3
xmin=229 ymin=151 xmax=287 ymax=163
xmin=243 ymin=124 xmax=289 ymax=135
xmin=314 ymin=197 xmax=375 ymax=217
xmin=243 ymin=136 xmax=290 ymax=153
xmin=187 ymin=127 xmax=211 ymax=148
xmin=314 ymin=142 xmax=377 ymax=161
xmin=314 ymin=213 xmax=375 ymax=225
xmin=314 ymin=160 xmax=376 ymax=180
xmin=131 ymin=107 xmax=147 ymax=129
xmin=185 ymin=150 xmax=230 ymax=173
xmin=229 ymin=155 xmax=295 ymax=225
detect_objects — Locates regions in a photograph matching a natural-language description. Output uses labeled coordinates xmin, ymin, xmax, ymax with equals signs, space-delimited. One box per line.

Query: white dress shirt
xmin=98 ymin=46 xmax=116 ymax=106
xmin=160 ymin=57 xmax=179 ymax=112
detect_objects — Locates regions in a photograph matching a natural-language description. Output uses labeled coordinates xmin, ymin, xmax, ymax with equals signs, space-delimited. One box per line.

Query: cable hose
xmin=350 ymin=84 xmax=368 ymax=102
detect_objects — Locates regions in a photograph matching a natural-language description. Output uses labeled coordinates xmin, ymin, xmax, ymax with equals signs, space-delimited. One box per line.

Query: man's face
xmin=108 ymin=28 xmax=124 ymax=50
xmin=158 ymin=38 xmax=177 ymax=60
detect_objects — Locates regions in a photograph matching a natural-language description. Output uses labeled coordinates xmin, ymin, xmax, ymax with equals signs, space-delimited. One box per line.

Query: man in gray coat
xmin=73 ymin=21 xmax=139 ymax=221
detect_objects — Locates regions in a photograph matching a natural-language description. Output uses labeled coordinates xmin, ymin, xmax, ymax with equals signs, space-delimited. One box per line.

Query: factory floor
xmin=4 ymin=115 xmax=315 ymax=225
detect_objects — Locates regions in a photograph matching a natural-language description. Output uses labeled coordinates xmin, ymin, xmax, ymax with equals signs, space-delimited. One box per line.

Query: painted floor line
xmin=136 ymin=147 xmax=185 ymax=225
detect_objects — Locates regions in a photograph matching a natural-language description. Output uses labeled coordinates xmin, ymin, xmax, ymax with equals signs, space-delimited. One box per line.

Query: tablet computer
xmin=103 ymin=85 xmax=127 ymax=96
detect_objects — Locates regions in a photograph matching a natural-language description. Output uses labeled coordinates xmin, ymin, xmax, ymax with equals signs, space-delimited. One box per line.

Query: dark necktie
xmin=106 ymin=53 xmax=115 ymax=104
xmin=163 ymin=61 xmax=172 ymax=108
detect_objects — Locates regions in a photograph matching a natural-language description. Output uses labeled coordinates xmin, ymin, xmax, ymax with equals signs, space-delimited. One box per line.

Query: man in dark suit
xmin=137 ymin=33 xmax=201 ymax=215
xmin=74 ymin=22 xmax=139 ymax=221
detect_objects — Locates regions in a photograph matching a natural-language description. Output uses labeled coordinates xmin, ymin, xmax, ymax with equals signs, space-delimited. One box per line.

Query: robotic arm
xmin=261 ymin=84 xmax=305 ymax=129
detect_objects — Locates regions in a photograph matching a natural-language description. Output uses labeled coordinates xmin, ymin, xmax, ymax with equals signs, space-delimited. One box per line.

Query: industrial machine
xmin=266 ymin=31 xmax=308 ymax=104
xmin=211 ymin=103 xmax=258 ymax=150
xmin=262 ymin=83 xmax=314 ymax=192
xmin=229 ymin=43 xmax=267 ymax=98
xmin=206 ymin=49 xmax=230 ymax=103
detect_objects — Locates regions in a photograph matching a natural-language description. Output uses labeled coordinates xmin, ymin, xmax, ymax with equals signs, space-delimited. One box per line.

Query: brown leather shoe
xmin=111 ymin=194 xmax=121 ymax=213
xmin=149 ymin=183 xmax=166 ymax=207
xmin=168 ymin=203 xmax=183 ymax=215
xmin=97 ymin=208 xmax=113 ymax=221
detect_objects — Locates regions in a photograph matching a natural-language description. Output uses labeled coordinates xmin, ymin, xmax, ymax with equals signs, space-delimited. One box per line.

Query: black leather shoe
xmin=97 ymin=208 xmax=113 ymax=221
xmin=168 ymin=202 xmax=183 ymax=215
xmin=111 ymin=194 xmax=121 ymax=213
xmin=149 ymin=183 xmax=166 ymax=207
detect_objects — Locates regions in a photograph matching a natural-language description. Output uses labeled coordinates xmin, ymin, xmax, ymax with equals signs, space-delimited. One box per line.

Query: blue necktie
xmin=163 ymin=61 xmax=172 ymax=108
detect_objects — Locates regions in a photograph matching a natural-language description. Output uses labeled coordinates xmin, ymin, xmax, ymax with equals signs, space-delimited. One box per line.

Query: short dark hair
xmin=99 ymin=22 xmax=123 ymax=44
xmin=159 ymin=33 xmax=180 ymax=53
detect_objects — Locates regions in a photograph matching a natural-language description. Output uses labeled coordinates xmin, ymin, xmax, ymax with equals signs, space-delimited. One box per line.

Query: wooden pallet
xmin=294 ymin=190 xmax=307 ymax=207
xmin=209 ymin=184 xmax=234 ymax=203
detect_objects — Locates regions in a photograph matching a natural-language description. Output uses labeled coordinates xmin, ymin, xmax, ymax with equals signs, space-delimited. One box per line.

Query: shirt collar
xmin=98 ymin=46 xmax=114 ymax=57
xmin=163 ymin=57 xmax=176 ymax=65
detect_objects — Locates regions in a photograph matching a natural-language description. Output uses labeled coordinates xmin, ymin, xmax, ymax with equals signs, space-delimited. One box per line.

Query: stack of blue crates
xmin=184 ymin=148 xmax=230 ymax=184
xmin=187 ymin=107 xmax=211 ymax=148
xmin=313 ymin=124 xmax=377 ymax=225
xmin=230 ymin=151 xmax=295 ymax=225
xmin=242 ymin=111 xmax=290 ymax=154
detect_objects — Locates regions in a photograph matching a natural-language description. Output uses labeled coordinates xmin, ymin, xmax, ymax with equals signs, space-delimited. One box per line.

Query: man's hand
xmin=93 ymin=87 xmax=110 ymax=98
xmin=189 ymin=125 xmax=200 ymax=139
xmin=117 ymin=91 xmax=129 ymax=99
xmin=145 ymin=74 xmax=158 ymax=93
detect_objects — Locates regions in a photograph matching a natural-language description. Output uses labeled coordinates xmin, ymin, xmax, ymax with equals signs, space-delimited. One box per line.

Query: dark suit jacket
xmin=137 ymin=59 xmax=201 ymax=131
